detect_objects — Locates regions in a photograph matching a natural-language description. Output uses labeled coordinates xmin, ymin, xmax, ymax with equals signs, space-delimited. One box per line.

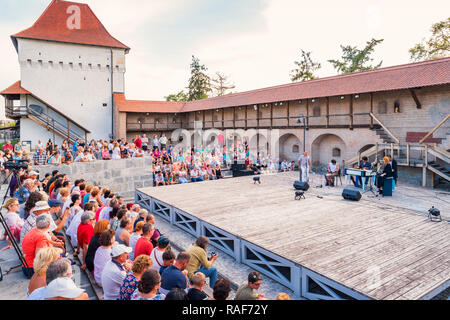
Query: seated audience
xmin=119 ymin=255 xmax=153 ymax=300
xmin=160 ymin=251 xmax=190 ymax=295
xmin=235 ymin=271 xmax=267 ymax=300
xmin=85 ymin=219 xmax=110 ymax=273
xmin=27 ymin=246 xmax=63 ymax=296
xmin=211 ymin=278 xmax=231 ymax=301
xmin=186 ymin=236 xmax=218 ymax=289
xmin=130 ymin=269 xmax=166 ymax=300
xmin=133 ymin=223 xmax=155 ymax=259
xmin=150 ymin=236 xmax=170 ymax=272
xmin=101 ymin=243 xmax=133 ymax=300
xmin=93 ymin=229 xmax=115 ymax=286
xmin=187 ymin=272 xmax=208 ymax=301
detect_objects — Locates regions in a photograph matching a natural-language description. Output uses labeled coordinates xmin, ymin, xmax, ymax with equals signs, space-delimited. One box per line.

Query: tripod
xmin=0 ymin=169 xmax=29 ymax=272
xmin=361 ymin=175 xmax=378 ymax=197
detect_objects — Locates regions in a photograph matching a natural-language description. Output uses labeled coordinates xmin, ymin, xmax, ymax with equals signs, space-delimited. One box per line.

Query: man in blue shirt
xmin=160 ymin=252 xmax=190 ymax=295
xmin=353 ymin=156 xmax=372 ymax=188
xmin=15 ymin=179 xmax=37 ymax=204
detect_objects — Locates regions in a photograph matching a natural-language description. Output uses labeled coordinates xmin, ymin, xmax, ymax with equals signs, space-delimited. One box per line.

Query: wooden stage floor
xmin=137 ymin=172 xmax=450 ymax=300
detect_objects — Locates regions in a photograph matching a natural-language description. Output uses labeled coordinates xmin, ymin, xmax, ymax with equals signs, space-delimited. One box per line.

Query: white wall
xmin=17 ymin=38 xmax=126 ymax=141
xmin=20 ymin=117 xmax=65 ymax=150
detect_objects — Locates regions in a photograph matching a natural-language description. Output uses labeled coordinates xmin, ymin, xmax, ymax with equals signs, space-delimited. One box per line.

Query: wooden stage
xmin=135 ymin=172 xmax=450 ymax=300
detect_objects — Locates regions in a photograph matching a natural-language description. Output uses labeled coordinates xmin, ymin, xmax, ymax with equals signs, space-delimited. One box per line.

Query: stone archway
xmin=311 ymin=133 xmax=346 ymax=169
xmin=249 ymin=133 xmax=268 ymax=158
xmin=277 ymin=133 xmax=301 ymax=162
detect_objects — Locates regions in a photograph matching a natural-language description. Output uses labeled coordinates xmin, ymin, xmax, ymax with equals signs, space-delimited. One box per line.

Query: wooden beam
xmin=222 ymin=108 xmax=224 ymax=130
xmin=245 ymin=105 xmax=248 ymax=129
xmin=306 ymin=99 xmax=309 ymax=130
xmin=67 ymin=119 xmax=70 ymax=141
xmin=326 ymin=97 xmax=329 ymax=128
xmin=409 ymin=89 xmax=422 ymax=109
xmin=287 ymin=101 xmax=290 ymax=128
xmin=349 ymin=95 xmax=354 ymax=130
xmin=233 ymin=107 xmax=236 ymax=129
xmin=270 ymin=103 xmax=273 ymax=129
xmin=370 ymin=92 xmax=374 ymax=129
xmin=419 ymin=113 xmax=450 ymax=144
xmin=202 ymin=110 xmax=205 ymax=129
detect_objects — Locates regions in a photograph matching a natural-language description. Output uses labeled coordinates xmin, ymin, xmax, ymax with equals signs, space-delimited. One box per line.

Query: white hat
xmin=44 ymin=277 xmax=85 ymax=299
xmin=111 ymin=243 xmax=132 ymax=258
xmin=29 ymin=171 xmax=39 ymax=176
xmin=32 ymin=201 xmax=50 ymax=212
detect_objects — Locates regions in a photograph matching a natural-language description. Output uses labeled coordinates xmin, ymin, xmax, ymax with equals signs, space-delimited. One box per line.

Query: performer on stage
xmin=376 ymin=157 xmax=393 ymax=194
xmin=325 ymin=159 xmax=339 ymax=186
xmin=297 ymin=151 xmax=311 ymax=182
xmin=352 ymin=156 xmax=372 ymax=188
xmin=388 ymin=155 xmax=398 ymax=187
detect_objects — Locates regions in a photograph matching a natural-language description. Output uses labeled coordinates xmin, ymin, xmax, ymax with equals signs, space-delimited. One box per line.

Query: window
xmin=394 ymin=101 xmax=401 ymax=113
xmin=292 ymin=145 xmax=300 ymax=153
xmin=213 ymin=113 xmax=218 ymax=121
xmin=378 ymin=101 xmax=387 ymax=114
xmin=313 ymin=106 xmax=321 ymax=117
xmin=332 ymin=148 xmax=341 ymax=157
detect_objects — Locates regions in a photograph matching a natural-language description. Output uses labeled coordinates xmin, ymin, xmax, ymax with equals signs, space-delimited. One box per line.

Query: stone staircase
xmin=372 ymin=124 xmax=396 ymax=144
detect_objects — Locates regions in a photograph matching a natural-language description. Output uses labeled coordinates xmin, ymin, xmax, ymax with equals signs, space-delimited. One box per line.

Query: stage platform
xmin=135 ymin=172 xmax=450 ymax=300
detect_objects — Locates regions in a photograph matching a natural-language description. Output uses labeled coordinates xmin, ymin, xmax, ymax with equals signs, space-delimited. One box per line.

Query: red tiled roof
xmin=12 ymin=0 xmax=129 ymax=52
xmin=114 ymin=93 xmax=184 ymax=113
xmin=115 ymin=57 xmax=450 ymax=114
xmin=0 ymin=81 xmax=31 ymax=95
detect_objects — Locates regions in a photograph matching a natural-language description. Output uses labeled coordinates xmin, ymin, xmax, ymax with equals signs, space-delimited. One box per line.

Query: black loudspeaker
xmin=232 ymin=162 xmax=246 ymax=172
xmin=342 ymin=189 xmax=362 ymax=201
xmin=233 ymin=169 xmax=254 ymax=177
xmin=293 ymin=181 xmax=310 ymax=191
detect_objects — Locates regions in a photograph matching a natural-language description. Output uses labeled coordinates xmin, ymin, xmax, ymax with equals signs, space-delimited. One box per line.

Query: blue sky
xmin=0 ymin=0 xmax=449 ymax=119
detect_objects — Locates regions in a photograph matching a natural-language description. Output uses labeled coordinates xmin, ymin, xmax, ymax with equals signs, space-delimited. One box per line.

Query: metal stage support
xmin=135 ymin=189 xmax=377 ymax=300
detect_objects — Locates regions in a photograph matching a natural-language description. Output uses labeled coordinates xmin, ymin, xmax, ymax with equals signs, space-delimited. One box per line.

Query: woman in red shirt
xmin=77 ymin=211 xmax=96 ymax=271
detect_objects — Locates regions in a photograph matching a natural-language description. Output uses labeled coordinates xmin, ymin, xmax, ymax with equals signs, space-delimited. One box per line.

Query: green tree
xmin=187 ymin=55 xmax=212 ymax=101
xmin=211 ymin=71 xmax=236 ymax=96
xmin=409 ymin=18 xmax=450 ymax=61
xmin=165 ymin=90 xmax=188 ymax=102
xmin=328 ymin=38 xmax=384 ymax=74
xmin=290 ymin=50 xmax=321 ymax=82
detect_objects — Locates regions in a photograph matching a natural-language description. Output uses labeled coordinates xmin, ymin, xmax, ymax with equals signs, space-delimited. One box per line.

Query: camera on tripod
xmin=4 ymin=160 xmax=29 ymax=171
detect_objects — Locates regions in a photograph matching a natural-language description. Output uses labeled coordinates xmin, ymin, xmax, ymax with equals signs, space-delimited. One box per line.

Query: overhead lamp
xmin=340 ymin=96 xmax=345 ymax=100
xmin=280 ymin=102 xmax=283 ymax=106
xmin=298 ymin=100 xmax=302 ymax=104
xmin=146 ymin=112 xmax=150 ymax=116
xmin=216 ymin=109 xmax=219 ymax=112
xmin=355 ymin=94 xmax=360 ymax=99
xmin=253 ymin=105 xmax=258 ymax=110
xmin=274 ymin=102 xmax=278 ymax=106
xmin=311 ymin=98 xmax=315 ymax=103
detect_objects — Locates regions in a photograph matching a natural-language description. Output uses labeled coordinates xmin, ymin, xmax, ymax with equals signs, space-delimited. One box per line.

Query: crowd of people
xmin=1 ymin=134 xmax=299 ymax=188
xmin=0 ymin=163 xmax=292 ymax=300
